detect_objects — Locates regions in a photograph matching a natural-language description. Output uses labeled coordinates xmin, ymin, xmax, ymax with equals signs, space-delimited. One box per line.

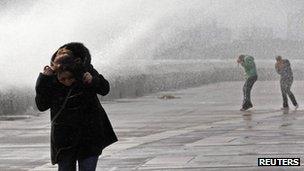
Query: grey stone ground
xmin=1 ymin=81 xmax=304 ymax=171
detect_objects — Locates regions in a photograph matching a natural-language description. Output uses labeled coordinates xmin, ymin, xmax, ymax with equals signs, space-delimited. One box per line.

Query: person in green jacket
xmin=237 ymin=55 xmax=258 ymax=111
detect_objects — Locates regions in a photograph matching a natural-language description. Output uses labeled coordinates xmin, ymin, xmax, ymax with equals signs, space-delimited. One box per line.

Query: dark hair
xmin=238 ymin=54 xmax=245 ymax=59
xmin=57 ymin=56 xmax=85 ymax=81
xmin=276 ymin=55 xmax=282 ymax=61
xmin=51 ymin=42 xmax=91 ymax=68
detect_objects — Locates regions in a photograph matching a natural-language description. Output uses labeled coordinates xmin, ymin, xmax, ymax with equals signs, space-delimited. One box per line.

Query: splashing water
xmin=1 ymin=0 xmax=304 ymax=115
xmin=2 ymin=0 xmax=302 ymax=87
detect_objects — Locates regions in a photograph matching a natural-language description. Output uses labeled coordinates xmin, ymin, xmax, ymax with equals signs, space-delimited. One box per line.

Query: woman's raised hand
xmin=83 ymin=72 xmax=93 ymax=84
xmin=43 ymin=65 xmax=54 ymax=76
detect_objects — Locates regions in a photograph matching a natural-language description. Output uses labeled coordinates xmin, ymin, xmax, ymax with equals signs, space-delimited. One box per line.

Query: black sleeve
xmin=285 ymin=60 xmax=290 ymax=67
xmin=35 ymin=73 xmax=53 ymax=111
xmin=87 ymin=65 xmax=110 ymax=96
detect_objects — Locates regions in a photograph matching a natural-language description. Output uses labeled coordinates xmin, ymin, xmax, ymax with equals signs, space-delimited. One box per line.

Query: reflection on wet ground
xmin=242 ymin=109 xmax=301 ymax=131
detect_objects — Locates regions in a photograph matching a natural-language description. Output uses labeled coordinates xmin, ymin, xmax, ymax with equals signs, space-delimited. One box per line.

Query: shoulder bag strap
xmin=51 ymin=87 xmax=73 ymax=125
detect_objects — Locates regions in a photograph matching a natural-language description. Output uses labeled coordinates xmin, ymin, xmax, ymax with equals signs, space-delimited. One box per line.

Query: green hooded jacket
xmin=241 ymin=55 xmax=257 ymax=78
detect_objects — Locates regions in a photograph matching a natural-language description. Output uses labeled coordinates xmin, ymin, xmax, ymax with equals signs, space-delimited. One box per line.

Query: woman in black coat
xmin=35 ymin=43 xmax=117 ymax=170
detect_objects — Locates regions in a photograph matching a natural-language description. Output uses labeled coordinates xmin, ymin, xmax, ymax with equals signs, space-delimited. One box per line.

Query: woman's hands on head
xmin=42 ymin=65 xmax=93 ymax=85
xmin=83 ymin=72 xmax=93 ymax=85
xmin=43 ymin=65 xmax=54 ymax=76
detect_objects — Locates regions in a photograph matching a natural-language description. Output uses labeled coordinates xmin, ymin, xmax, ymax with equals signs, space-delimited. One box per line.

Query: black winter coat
xmin=35 ymin=66 xmax=117 ymax=164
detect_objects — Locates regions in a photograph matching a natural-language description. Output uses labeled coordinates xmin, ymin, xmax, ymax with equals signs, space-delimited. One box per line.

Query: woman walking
xmin=35 ymin=43 xmax=117 ymax=170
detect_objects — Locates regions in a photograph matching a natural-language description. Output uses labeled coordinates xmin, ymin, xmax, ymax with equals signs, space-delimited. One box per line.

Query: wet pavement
xmin=1 ymin=81 xmax=304 ymax=171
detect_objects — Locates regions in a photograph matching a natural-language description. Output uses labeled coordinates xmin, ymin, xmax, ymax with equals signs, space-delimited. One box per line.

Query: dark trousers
xmin=280 ymin=78 xmax=297 ymax=107
xmin=243 ymin=75 xmax=257 ymax=108
xmin=58 ymin=152 xmax=99 ymax=171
